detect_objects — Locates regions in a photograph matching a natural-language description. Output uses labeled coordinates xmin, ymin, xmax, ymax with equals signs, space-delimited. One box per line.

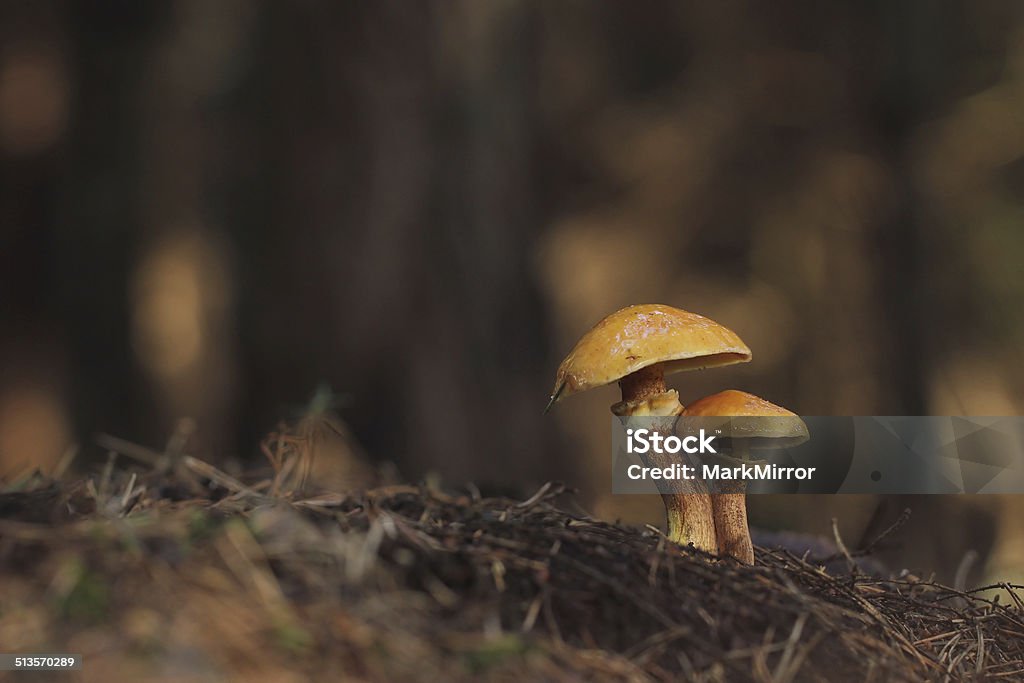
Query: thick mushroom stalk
xmin=683 ymin=390 xmax=808 ymax=565
xmin=546 ymin=305 xmax=751 ymax=557
xmin=611 ymin=366 xmax=717 ymax=554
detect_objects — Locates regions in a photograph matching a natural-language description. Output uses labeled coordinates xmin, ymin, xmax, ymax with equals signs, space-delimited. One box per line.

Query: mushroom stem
xmin=712 ymin=443 xmax=754 ymax=564
xmin=712 ymin=486 xmax=753 ymax=564
xmin=665 ymin=490 xmax=718 ymax=555
xmin=618 ymin=365 xmax=670 ymax=403
xmin=614 ymin=365 xmax=717 ymax=555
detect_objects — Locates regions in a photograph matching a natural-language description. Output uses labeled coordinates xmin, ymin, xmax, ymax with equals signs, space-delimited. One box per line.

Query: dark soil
xmin=0 ymin=439 xmax=1022 ymax=682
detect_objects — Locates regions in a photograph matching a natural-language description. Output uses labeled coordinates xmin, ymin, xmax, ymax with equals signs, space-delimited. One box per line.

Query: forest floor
xmin=1 ymin=433 xmax=1023 ymax=683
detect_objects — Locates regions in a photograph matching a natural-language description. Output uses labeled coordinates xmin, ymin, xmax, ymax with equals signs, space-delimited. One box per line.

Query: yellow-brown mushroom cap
xmin=682 ymin=390 xmax=808 ymax=446
xmin=549 ymin=304 xmax=751 ymax=405
xmin=684 ymin=390 xmax=794 ymax=418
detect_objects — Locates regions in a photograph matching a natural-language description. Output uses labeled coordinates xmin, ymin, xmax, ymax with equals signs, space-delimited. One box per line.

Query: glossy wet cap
xmin=548 ymin=304 xmax=751 ymax=407
xmin=682 ymin=390 xmax=808 ymax=447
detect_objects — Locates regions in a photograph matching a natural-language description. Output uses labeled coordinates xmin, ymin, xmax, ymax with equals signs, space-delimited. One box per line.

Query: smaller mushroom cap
xmin=549 ymin=304 xmax=751 ymax=405
xmin=682 ymin=390 xmax=808 ymax=448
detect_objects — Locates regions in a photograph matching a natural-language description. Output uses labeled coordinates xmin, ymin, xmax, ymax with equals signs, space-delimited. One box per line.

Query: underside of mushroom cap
xmin=549 ymin=304 xmax=751 ymax=405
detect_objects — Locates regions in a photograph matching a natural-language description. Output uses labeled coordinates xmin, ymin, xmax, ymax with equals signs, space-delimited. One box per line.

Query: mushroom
xmin=546 ymin=304 xmax=751 ymax=553
xmin=682 ymin=390 xmax=808 ymax=564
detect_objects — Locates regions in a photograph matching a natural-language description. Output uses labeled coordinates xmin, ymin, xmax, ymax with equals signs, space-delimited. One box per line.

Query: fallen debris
xmin=0 ymin=446 xmax=1021 ymax=682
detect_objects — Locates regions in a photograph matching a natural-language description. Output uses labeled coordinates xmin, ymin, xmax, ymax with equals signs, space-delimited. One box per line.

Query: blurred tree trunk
xmin=55 ymin=5 xmax=160 ymax=447
xmin=243 ymin=0 xmax=563 ymax=490
xmin=859 ymin=0 xmax=996 ymax=584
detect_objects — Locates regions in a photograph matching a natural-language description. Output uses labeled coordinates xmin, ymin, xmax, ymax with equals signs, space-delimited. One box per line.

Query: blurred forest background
xmin=2 ymin=1 xmax=1024 ymax=587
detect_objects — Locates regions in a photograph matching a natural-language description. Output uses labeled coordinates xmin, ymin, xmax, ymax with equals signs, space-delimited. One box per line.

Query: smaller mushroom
xmin=682 ymin=390 xmax=808 ymax=564
xmin=547 ymin=304 xmax=751 ymax=553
